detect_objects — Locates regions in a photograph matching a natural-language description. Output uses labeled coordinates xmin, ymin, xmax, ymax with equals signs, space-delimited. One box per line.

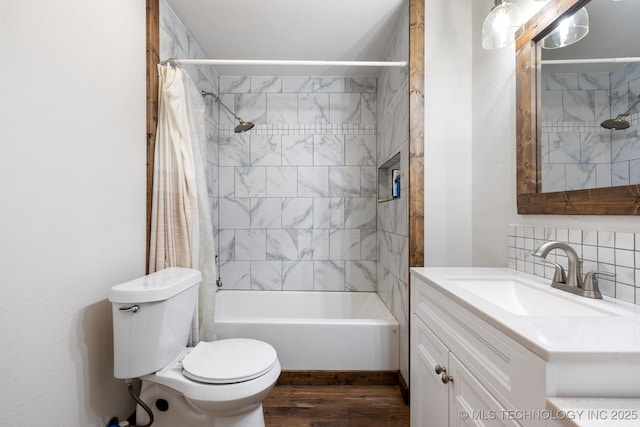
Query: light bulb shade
xmin=541 ymin=7 xmax=589 ymax=49
xmin=482 ymin=1 xmax=524 ymax=49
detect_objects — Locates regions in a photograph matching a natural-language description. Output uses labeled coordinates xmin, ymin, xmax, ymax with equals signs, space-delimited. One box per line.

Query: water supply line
xmin=125 ymin=379 xmax=154 ymax=427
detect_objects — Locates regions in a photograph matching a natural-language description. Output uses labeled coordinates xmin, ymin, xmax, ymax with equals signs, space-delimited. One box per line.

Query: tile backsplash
xmin=508 ymin=224 xmax=639 ymax=304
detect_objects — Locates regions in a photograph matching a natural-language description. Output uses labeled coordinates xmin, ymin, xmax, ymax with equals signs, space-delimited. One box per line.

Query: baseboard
xmin=398 ymin=371 xmax=409 ymax=405
xmin=277 ymin=370 xmax=400 ymax=386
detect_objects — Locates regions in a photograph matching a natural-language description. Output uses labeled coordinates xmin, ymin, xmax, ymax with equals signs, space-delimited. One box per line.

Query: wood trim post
xmin=146 ymin=0 xmax=159 ymax=271
xmin=409 ymin=0 xmax=425 ymax=269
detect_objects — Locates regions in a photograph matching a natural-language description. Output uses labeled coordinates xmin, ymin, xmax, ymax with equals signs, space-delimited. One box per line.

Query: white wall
xmin=424 ymin=0 xmax=473 ymax=266
xmin=0 ymin=1 xmax=146 ymax=425
xmin=471 ymin=0 xmax=640 ymax=268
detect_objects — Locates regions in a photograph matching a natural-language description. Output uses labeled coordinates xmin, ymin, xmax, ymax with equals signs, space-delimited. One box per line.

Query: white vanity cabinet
xmin=410 ymin=273 xmax=547 ymax=427
xmin=412 ymin=317 xmax=449 ymax=426
xmin=412 ymin=318 xmax=522 ymax=426
xmin=410 ymin=267 xmax=640 ymax=427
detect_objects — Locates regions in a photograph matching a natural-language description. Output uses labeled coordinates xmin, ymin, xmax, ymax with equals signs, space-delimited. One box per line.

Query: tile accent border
xmin=219 ymin=123 xmax=376 ymax=136
xmin=508 ymin=224 xmax=639 ymax=304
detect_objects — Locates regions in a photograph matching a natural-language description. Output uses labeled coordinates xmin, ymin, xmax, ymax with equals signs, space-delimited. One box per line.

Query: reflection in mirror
xmin=540 ymin=6 xmax=589 ymax=50
xmin=539 ymin=0 xmax=640 ymax=193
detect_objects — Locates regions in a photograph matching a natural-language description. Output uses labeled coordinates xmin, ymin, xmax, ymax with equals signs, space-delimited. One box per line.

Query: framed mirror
xmin=516 ymin=0 xmax=640 ymax=214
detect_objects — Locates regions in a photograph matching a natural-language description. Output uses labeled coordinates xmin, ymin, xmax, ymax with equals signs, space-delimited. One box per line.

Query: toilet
xmin=109 ymin=267 xmax=281 ymax=427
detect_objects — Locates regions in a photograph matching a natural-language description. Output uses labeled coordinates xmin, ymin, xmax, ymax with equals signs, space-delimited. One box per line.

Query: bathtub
xmin=213 ymin=290 xmax=399 ymax=371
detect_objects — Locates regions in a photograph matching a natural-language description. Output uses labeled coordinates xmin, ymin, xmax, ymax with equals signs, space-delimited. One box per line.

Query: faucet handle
xmin=582 ymin=271 xmax=615 ymax=299
xmin=541 ymin=260 xmax=567 ymax=284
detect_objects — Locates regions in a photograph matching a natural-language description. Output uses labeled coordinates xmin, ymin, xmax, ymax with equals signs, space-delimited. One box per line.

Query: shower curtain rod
xmin=165 ymin=58 xmax=408 ymax=67
xmin=541 ymin=56 xmax=640 ymax=65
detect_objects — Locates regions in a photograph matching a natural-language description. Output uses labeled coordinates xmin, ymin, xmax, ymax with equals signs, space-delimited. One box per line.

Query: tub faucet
xmin=532 ymin=241 xmax=613 ymax=299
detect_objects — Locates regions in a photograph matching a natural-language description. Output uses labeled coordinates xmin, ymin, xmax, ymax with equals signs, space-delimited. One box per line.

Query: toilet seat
xmin=182 ymin=338 xmax=278 ymax=384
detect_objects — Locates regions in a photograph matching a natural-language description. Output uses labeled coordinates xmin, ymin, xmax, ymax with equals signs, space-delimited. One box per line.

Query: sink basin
xmin=451 ymin=278 xmax=615 ymax=317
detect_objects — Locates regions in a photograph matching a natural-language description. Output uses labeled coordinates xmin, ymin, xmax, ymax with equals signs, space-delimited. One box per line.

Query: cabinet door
xmin=448 ymin=353 xmax=521 ymax=427
xmin=411 ymin=317 xmax=450 ymax=427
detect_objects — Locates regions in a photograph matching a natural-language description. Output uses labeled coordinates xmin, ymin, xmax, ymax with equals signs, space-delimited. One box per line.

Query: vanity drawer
xmin=412 ymin=276 xmax=546 ymax=420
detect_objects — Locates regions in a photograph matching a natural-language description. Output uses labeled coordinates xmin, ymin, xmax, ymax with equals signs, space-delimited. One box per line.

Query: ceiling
xmin=164 ymin=0 xmax=407 ymax=76
xmin=541 ymin=0 xmax=640 ymax=72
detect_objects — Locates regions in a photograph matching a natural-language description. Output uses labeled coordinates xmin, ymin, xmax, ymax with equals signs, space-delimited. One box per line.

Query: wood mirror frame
xmin=515 ymin=0 xmax=640 ymax=215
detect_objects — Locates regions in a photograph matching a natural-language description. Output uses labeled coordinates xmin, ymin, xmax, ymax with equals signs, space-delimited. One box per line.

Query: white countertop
xmin=410 ymin=267 xmax=640 ymax=363
xmin=547 ymin=397 xmax=640 ymax=427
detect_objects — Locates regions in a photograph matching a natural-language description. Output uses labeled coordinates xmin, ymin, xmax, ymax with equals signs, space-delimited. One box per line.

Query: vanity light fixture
xmin=541 ymin=7 xmax=589 ymax=49
xmin=481 ymin=0 xmax=524 ymax=49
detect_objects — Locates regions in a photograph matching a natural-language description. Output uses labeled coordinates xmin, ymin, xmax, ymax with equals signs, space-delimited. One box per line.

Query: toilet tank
xmin=109 ymin=267 xmax=202 ymax=379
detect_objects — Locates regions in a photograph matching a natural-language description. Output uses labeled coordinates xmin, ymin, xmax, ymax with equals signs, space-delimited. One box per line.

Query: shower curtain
xmin=149 ymin=64 xmax=217 ymax=342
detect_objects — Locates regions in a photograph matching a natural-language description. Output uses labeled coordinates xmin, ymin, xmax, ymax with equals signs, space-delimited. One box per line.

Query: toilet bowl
xmin=136 ymin=339 xmax=281 ymax=427
xmin=109 ymin=268 xmax=281 ymax=427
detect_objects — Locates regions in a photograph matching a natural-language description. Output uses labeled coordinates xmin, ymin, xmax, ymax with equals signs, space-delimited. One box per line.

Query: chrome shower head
xmin=601 ymin=94 xmax=640 ymax=130
xmin=601 ymin=116 xmax=630 ymax=130
xmin=234 ymin=120 xmax=255 ymax=133
xmin=201 ymin=90 xmax=254 ymax=133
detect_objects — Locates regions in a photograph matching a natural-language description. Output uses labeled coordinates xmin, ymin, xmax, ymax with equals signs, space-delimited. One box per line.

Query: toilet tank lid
xmin=109 ymin=268 xmax=202 ymax=303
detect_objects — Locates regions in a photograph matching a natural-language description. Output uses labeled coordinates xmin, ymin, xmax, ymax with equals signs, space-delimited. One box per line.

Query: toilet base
xmin=136 ymin=382 xmax=266 ymax=427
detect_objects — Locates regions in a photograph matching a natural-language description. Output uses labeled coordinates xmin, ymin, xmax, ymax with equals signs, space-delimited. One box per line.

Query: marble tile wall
xmin=610 ymin=62 xmax=640 ymax=187
xmin=216 ymin=76 xmax=378 ymax=292
xmin=160 ymin=0 xmax=221 ymax=245
xmin=509 ymin=224 xmax=640 ymax=305
xmin=376 ymin=5 xmax=409 ymax=385
xmin=541 ymin=64 xmax=640 ymax=192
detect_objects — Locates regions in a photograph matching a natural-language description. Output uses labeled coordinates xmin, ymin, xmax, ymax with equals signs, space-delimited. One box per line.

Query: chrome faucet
xmin=532 ymin=241 xmax=614 ymax=299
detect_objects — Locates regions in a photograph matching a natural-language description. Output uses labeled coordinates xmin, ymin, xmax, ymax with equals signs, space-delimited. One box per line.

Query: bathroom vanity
xmin=410 ymin=268 xmax=640 ymax=427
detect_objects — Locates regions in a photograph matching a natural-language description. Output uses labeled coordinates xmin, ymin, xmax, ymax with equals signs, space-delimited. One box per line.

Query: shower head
xmin=234 ymin=120 xmax=255 ymax=133
xmin=601 ymin=116 xmax=630 ymax=130
xmin=601 ymin=94 xmax=640 ymax=130
xmin=201 ymin=90 xmax=255 ymax=133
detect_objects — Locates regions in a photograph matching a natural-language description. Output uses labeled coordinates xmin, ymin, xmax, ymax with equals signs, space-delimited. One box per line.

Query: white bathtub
xmin=213 ymin=290 xmax=399 ymax=371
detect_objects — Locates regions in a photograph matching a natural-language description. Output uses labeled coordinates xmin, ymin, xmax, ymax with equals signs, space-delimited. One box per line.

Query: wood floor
xmin=263 ymin=384 xmax=410 ymax=427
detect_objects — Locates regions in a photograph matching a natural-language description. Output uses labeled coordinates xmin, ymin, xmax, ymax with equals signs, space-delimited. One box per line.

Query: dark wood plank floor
xmin=263 ymin=385 xmax=410 ymax=427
